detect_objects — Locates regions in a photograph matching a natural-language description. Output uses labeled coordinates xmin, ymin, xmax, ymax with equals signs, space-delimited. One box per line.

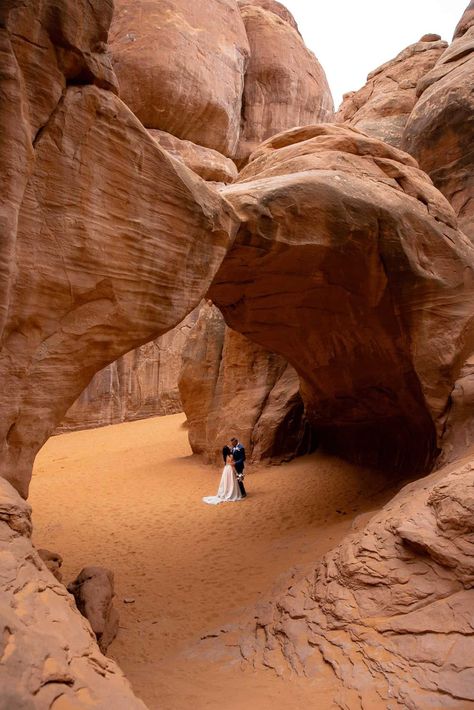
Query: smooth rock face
xmin=179 ymin=303 xmax=315 ymax=464
xmin=0 ymin=1 xmax=236 ymax=499
xmin=402 ymin=4 xmax=474 ymax=241
xmin=0 ymin=478 xmax=145 ymax=708
xmin=210 ymin=124 xmax=474 ymax=474
xmin=336 ymin=36 xmax=447 ymax=148
xmin=58 ymin=308 xmax=200 ymax=432
xmin=236 ymin=4 xmax=333 ymax=165
xmin=68 ymin=567 xmax=119 ymax=654
xmin=148 ymin=130 xmax=238 ymax=184
xmin=109 ymin=0 xmax=250 ymax=156
xmin=218 ymin=457 xmax=474 ymax=708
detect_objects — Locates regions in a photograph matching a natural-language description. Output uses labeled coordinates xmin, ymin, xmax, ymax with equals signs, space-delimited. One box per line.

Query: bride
xmin=203 ymin=450 xmax=243 ymax=505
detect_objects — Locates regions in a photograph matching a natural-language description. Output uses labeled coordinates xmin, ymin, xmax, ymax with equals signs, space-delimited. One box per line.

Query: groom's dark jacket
xmin=232 ymin=443 xmax=246 ymax=474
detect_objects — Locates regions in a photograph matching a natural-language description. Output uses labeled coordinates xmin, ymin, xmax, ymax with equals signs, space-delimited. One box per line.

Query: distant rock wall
xmin=179 ymin=303 xmax=315 ymax=464
xmin=58 ymin=309 xmax=200 ymax=432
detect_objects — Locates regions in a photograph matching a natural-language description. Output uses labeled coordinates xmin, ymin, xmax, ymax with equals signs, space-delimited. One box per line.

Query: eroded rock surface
xmin=210 ymin=457 xmax=474 ymax=708
xmin=403 ymin=2 xmax=474 ymax=240
xmin=68 ymin=567 xmax=119 ymax=654
xmin=38 ymin=548 xmax=63 ymax=582
xmin=179 ymin=303 xmax=314 ymax=464
xmin=210 ymin=124 xmax=474 ymax=474
xmin=109 ymin=0 xmax=250 ymax=156
xmin=148 ymin=131 xmax=238 ymax=184
xmin=336 ymin=35 xmax=447 ymax=147
xmin=58 ymin=308 xmax=200 ymax=432
xmin=0 ymin=478 xmax=145 ymax=708
xmin=236 ymin=3 xmax=333 ymax=165
xmin=0 ymin=0 xmax=236 ymax=499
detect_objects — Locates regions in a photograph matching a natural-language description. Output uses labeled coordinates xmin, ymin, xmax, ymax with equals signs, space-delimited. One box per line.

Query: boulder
xmin=37 ymin=548 xmax=63 ymax=582
xmin=403 ymin=2 xmax=474 ymax=240
xmin=179 ymin=303 xmax=314 ymax=464
xmin=0 ymin=0 xmax=236 ymax=499
xmin=0 ymin=478 xmax=145 ymax=708
xmin=109 ymin=0 xmax=250 ymax=157
xmin=210 ymin=124 xmax=474 ymax=474
xmin=58 ymin=307 xmax=200 ymax=432
xmin=219 ymin=456 xmax=474 ymax=707
xmin=236 ymin=3 xmax=333 ymax=165
xmin=147 ymin=131 xmax=238 ymax=184
xmin=68 ymin=567 xmax=119 ymax=654
xmin=336 ymin=36 xmax=447 ymax=148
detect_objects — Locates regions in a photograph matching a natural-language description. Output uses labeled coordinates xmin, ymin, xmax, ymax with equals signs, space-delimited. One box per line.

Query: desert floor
xmin=31 ymin=413 xmax=401 ymax=709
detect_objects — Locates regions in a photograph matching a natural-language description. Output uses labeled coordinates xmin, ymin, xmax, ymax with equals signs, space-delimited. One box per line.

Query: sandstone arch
xmin=209 ymin=124 xmax=474 ymax=475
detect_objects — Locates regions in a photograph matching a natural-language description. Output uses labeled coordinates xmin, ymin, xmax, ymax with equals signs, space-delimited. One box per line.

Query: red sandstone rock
xmin=236 ymin=3 xmax=333 ymax=165
xmin=179 ymin=303 xmax=314 ymax=464
xmin=238 ymin=0 xmax=300 ymax=32
xmin=0 ymin=1 xmax=236 ymax=499
xmin=148 ymin=130 xmax=238 ymax=184
xmin=68 ymin=567 xmax=119 ymax=654
xmin=58 ymin=308 xmax=200 ymax=432
xmin=38 ymin=548 xmax=63 ymax=582
xmin=215 ymin=456 xmax=474 ymax=707
xmin=210 ymin=124 xmax=474 ymax=474
xmin=336 ymin=36 xmax=447 ymax=147
xmin=109 ymin=0 xmax=250 ymax=157
xmin=402 ymin=3 xmax=474 ymax=241
xmin=0 ymin=478 xmax=145 ymax=708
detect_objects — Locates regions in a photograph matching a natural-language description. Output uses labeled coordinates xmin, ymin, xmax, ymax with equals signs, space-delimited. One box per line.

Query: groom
xmin=230 ymin=436 xmax=247 ymax=498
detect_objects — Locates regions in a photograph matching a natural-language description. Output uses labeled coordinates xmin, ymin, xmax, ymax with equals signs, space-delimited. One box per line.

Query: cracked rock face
xmin=336 ymin=35 xmax=447 ymax=148
xmin=210 ymin=123 xmax=474 ymax=474
xmin=403 ymin=1 xmax=474 ymax=243
xmin=217 ymin=457 xmax=474 ymax=708
xmin=0 ymin=477 xmax=146 ymax=709
xmin=201 ymin=460 xmax=474 ymax=710
xmin=0 ymin=0 xmax=236 ymax=499
xmin=179 ymin=303 xmax=315 ymax=464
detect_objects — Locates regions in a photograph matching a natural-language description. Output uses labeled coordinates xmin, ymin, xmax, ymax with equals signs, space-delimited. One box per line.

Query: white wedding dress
xmin=203 ymin=464 xmax=243 ymax=505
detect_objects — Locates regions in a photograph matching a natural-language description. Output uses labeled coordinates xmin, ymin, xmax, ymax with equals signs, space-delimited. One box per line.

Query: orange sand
xmin=30 ymin=413 xmax=398 ymax=709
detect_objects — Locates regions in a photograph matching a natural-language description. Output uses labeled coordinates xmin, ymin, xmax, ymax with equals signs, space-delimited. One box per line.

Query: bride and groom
xmin=203 ymin=437 xmax=247 ymax=505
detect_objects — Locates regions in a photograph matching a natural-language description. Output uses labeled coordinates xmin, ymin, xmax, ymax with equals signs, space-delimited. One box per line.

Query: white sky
xmin=284 ymin=0 xmax=468 ymax=108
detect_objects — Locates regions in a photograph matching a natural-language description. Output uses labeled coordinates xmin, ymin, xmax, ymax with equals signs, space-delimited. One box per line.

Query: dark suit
xmin=232 ymin=443 xmax=247 ymax=497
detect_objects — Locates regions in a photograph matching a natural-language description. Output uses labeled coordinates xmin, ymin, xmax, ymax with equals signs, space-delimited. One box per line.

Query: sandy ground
xmin=30 ymin=413 xmax=399 ymax=709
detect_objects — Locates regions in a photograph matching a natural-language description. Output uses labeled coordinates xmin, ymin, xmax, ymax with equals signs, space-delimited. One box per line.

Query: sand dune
xmin=30 ymin=413 xmax=399 ymax=708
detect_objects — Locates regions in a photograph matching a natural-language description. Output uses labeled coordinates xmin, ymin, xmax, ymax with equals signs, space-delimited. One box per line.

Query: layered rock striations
xmin=217 ymin=456 xmax=474 ymax=708
xmin=402 ymin=2 xmax=474 ymax=465
xmin=58 ymin=308 xmax=199 ymax=432
xmin=236 ymin=2 xmax=333 ymax=165
xmin=210 ymin=124 xmax=474 ymax=474
xmin=336 ymin=35 xmax=447 ymax=148
xmin=402 ymin=3 xmax=474 ymax=241
xmin=0 ymin=0 xmax=236 ymax=499
xmin=179 ymin=303 xmax=315 ymax=464
xmin=0 ymin=477 xmax=146 ymax=708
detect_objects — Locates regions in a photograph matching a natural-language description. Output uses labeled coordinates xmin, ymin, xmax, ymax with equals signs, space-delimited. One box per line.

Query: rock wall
xmin=0 ymin=0 xmax=236 ymax=499
xmin=336 ymin=35 xmax=447 ymax=147
xmin=58 ymin=309 xmax=200 ymax=433
xmin=179 ymin=303 xmax=315 ymax=464
xmin=0 ymin=477 xmax=146 ymax=709
xmin=402 ymin=3 xmax=474 ymax=241
xmin=235 ymin=2 xmax=333 ymax=164
xmin=209 ymin=123 xmax=474 ymax=474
